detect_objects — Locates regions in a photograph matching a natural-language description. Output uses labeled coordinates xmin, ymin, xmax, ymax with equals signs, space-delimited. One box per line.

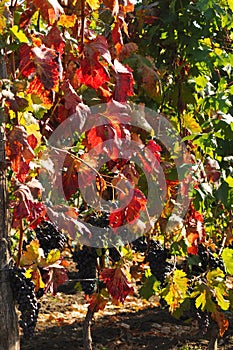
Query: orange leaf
xmin=58 ymin=14 xmax=77 ymax=28
xmin=86 ymin=292 xmax=108 ymax=313
xmin=212 ymin=311 xmax=229 ymax=337
xmin=32 ymin=0 xmax=64 ymax=25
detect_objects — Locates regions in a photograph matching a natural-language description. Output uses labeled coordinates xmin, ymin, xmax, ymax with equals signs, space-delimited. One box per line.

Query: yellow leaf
xmin=46 ymin=249 xmax=61 ymax=264
xmin=25 ymin=267 xmax=45 ymax=291
xmin=182 ymin=113 xmax=202 ymax=133
xmin=20 ymin=112 xmax=41 ymax=143
xmin=0 ymin=0 xmax=7 ymax=35
xmin=195 ymin=289 xmax=206 ymax=310
xmin=10 ymin=25 xmax=29 ymax=43
xmin=162 ymin=270 xmax=188 ymax=313
xmin=228 ymin=0 xmax=233 ymax=11
xmin=20 ymin=239 xmax=44 ymax=266
xmin=86 ymin=0 xmax=100 ymax=10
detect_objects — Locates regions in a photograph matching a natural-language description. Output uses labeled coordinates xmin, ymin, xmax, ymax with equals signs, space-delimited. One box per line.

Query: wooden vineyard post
xmin=0 ymin=54 xmax=20 ymax=350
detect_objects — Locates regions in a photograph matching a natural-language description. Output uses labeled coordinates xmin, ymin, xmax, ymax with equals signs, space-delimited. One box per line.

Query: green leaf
xmin=222 ymin=248 xmax=233 ymax=275
xmin=139 ymin=275 xmax=160 ymax=300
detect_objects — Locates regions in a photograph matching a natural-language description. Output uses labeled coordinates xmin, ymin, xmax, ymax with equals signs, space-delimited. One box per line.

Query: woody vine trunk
xmin=0 ymin=55 xmax=20 ymax=350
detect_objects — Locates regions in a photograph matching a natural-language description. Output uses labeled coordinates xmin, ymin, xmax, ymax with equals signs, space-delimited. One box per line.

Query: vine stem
xmin=16 ymin=219 xmax=23 ymax=267
xmin=83 ymin=306 xmax=94 ymax=350
xmin=80 ymin=0 xmax=85 ymax=52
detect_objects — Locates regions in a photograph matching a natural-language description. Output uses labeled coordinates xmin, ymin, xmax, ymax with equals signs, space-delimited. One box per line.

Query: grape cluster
xmin=132 ymin=236 xmax=148 ymax=253
xmin=197 ymin=244 xmax=225 ymax=272
xmin=35 ymin=221 xmax=67 ymax=255
xmin=196 ymin=309 xmax=210 ymax=334
xmin=87 ymin=211 xmax=109 ymax=228
xmin=108 ymin=247 xmax=121 ymax=263
xmin=73 ymin=245 xmax=97 ymax=295
xmin=10 ymin=265 xmax=40 ymax=338
xmin=145 ymin=240 xmax=172 ymax=284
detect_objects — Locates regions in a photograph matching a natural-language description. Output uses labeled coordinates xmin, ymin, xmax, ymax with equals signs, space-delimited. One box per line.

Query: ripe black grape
xmin=145 ymin=240 xmax=172 ymax=284
xmin=10 ymin=265 xmax=40 ymax=338
xmin=197 ymin=244 xmax=225 ymax=272
xmin=108 ymin=247 xmax=121 ymax=263
xmin=73 ymin=245 xmax=97 ymax=295
xmin=132 ymin=236 xmax=148 ymax=253
xmin=87 ymin=211 xmax=109 ymax=228
xmin=35 ymin=221 xmax=67 ymax=255
xmin=196 ymin=309 xmax=210 ymax=334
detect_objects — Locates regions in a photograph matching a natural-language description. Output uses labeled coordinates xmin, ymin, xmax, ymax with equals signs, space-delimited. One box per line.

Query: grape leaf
xmin=162 ymin=270 xmax=188 ymax=313
xmin=12 ymin=185 xmax=46 ymax=228
xmin=86 ymin=0 xmax=100 ymax=11
xmin=183 ymin=113 xmax=202 ymax=134
xmin=76 ymin=35 xmax=112 ymax=89
xmin=212 ymin=311 xmax=229 ymax=337
xmin=27 ymin=76 xmax=53 ymax=107
xmin=62 ymin=153 xmax=81 ymax=200
xmin=32 ymin=0 xmax=64 ymax=24
xmin=20 ymin=240 xmax=44 ymax=267
xmin=100 ymin=267 xmax=134 ymax=304
xmin=42 ymin=263 xmax=68 ymax=295
xmin=44 ymin=26 xmax=65 ymax=55
xmin=57 ymin=14 xmax=77 ymax=28
xmin=46 ymin=205 xmax=92 ymax=241
xmin=32 ymin=45 xmax=60 ymax=90
xmin=222 ymin=247 xmax=233 ymax=275
xmin=113 ymin=59 xmax=134 ymax=102
xmin=25 ymin=267 xmax=45 ymax=291
xmin=19 ymin=2 xmax=36 ymax=29
xmin=139 ymin=274 xmax=160 ymax=300
xmin=185 ymin=204 xmax=206 ymax=255
xmin=86 ymin=292 xmax=108 ymax=313
xmin=7 ymin=126 xmax=35 ymax=181
xmin=76 ymin=58 xmax=109 ymax=90
xmin=109 ymin=188 xmax=147 ymax=228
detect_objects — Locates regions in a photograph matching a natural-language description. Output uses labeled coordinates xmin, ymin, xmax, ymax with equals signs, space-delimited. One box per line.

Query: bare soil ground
xmin=20 ymin=287 xmax=233 ymax=350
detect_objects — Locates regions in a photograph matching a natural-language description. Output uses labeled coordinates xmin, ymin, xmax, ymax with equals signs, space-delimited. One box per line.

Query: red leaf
xmin=113 ymin=59 xmax=134 ymax=102
xmin=42 ymin=263 xmax=68 ymax=295
xmin=100 ymin=267 xmax=134 ymax=304
xmin=76 ymin=58 xmax=109 ymax=89
xmin=185 ymin=204 xmax=206 ymax=254
xmin=32 ymin=45 xmax=60 ymax=90
xmin=84 ymin=35 xmax=112 ymax=66
xmin=12 ymin=185 xmax=46 ymax=228
xmin=109 ymin=188 xmax=147 ymax=228
xmin=109 ymin=209 xmax=125 ymax=228
xmin=44 ymin=26 xmax=65 ymax=55
xmin=146 ymin=140 xmax=161 ymax=161
xmin=112 ymin=20 xmax=124 ymax=55
xmin=61 ymin=79 xmax=82 ymax=109
xmin=57 ymin=80 xmax=89 ymax=132
xmin=212 ymin=311 xmax=229 ymax=337
xmin=19 ymin=44 xmax=35 ymax=77
xmin=27 ymin=134 xmax=38 ymax=150
xmin=7 ymin=126 xmax=35 ymax=181
xmin=62 ymin=153 xmax=81 ymax=200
